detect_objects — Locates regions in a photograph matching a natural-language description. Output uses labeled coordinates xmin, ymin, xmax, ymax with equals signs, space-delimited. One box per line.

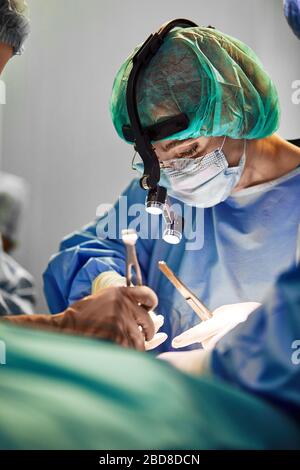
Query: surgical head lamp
xmin=122 ymin=18 xmax=198 ymax=244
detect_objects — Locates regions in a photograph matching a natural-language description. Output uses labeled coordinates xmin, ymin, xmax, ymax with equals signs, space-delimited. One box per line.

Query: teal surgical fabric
xmin=0 ymin=321 xmax=299 ymax=449
xmin=110 ymin=27 xmax=280 ymax=143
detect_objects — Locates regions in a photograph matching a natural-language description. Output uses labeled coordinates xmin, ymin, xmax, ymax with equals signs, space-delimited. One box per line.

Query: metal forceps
xmin=158 ymin=260 xmax=212 ymax=321
xmin=121 ymin=229 xmax=142 ymax=287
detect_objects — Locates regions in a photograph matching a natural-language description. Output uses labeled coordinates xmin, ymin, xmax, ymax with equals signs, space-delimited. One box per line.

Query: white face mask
xmin=159 ymin=138 xmax=246 ymax=208
xmin=132 ymin=138 xmax=246 ymax=208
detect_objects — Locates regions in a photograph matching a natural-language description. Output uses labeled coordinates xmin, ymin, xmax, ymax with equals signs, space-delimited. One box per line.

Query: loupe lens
xmin=145 ymin=185 xmax=167 ymax=215
xmin=146 ymin=201 xmax=164 ymax=215
xmin=163 ymin=225 xmax=182 ymax=244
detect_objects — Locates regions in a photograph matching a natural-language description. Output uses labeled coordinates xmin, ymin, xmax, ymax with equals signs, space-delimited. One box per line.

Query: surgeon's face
xmin=153 ymin=136 xmax=225 ymax=163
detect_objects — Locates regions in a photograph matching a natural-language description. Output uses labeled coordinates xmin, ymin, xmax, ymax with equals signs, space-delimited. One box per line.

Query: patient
xmin=1 ymin=263 xmax=300 ymax=449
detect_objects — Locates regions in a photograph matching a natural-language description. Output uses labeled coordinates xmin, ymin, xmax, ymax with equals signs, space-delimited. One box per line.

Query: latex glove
xmin=172 ymin=302 xmax=261 ymax=350
xmin=158 ymin=349 xmax=211 ymax=375
xmin=145 ymin=311 xmax=167 ymax=351
xmin=92 ymin=271 xmax=167 ymax=350
xmin=3 ymin=286 xmax=158 ymax=352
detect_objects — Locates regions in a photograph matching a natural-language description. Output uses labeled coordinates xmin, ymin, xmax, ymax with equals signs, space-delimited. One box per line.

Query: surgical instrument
xmin=122 ymin=229 xmax=143 ymax=286
xmin=158 ymin=260 xmax=212 ymax=321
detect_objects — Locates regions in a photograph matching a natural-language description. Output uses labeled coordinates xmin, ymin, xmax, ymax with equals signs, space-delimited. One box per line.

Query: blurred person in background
xmin=0 ymin=0 xmax=34 ymax=315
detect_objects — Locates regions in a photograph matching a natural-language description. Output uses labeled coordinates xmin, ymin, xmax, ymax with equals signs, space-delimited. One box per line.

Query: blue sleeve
xmin=211 ymin=263 xmax=300 ymax=419
xmin=43 ymin=179 xmax=153 ymax=313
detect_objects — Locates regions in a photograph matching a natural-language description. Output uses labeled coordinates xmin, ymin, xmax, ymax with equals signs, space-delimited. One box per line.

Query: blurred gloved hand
xmin=92 ymin=270 xmax=167 ymax=350
xmin=158 ymin=349 xmax=211 ymax=375
xmin=3 ymin=286 xmax=158 ymax=352
xmin=172 ymin=302 xmax=261 ymax=350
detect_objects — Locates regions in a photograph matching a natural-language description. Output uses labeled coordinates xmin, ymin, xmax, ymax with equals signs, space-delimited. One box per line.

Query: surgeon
xmin=44 ymin=21 xmax=300 ymax=352
xmin=159 ymin=7 xmax=300 ymax=397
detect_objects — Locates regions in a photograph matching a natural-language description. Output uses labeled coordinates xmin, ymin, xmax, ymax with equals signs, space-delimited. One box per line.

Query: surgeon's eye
xmin=177 ymin=144 xmax=199 ymax=158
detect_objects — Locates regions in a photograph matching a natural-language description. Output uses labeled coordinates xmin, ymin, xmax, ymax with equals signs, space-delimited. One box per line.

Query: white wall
xmin=0 ymin=105 xmax=3 ymax=166
xmin=1 ymin=0 xmax=300 ymax=312
xmin=0 ymin=78 xmax=5 ymax=166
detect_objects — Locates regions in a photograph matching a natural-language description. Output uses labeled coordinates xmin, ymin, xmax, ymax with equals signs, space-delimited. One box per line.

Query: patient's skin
xmin=0 ymin=42 xmax=13 ymax=74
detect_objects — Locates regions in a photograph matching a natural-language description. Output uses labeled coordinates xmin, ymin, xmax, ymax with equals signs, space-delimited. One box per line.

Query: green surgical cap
xmin=110 ymin=27 xmax=280 ymax=143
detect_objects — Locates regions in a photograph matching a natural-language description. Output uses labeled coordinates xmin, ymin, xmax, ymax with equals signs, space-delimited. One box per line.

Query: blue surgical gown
xmin=44 ymin=167 xmax=300 ymax=352
xmin=211 ymin=262 xmax=300 ymax=420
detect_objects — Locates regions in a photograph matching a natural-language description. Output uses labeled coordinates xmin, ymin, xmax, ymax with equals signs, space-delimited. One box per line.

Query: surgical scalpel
xmin=158 ymin=260 xmax=212 ymax=321
xmin=121 ymin=229 xmax=143 ymax=286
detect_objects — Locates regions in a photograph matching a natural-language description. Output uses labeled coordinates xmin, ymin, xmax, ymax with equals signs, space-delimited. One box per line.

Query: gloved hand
xmin=172 ymin=302 xmax=261 ymax=350
xmin=145 ymin=311 xmax=167 ymax=350
xmin=92 ymin=271 xmax=167 ymax=350
xmin=3 ymin=286 xmax=158 ymax=352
